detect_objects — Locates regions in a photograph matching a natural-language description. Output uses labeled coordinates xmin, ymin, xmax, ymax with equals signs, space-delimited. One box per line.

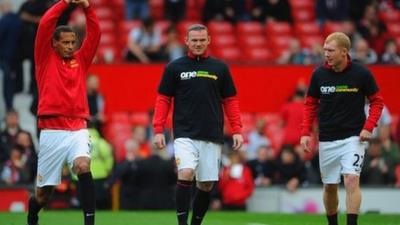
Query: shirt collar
xmin=187 ymin=50 xmax=209 ymax=61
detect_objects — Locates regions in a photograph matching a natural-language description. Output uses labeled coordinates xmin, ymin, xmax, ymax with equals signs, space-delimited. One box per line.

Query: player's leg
xmin=190 ymin=141 xmax=221 ymax=225
xmin=27 ymin=186 xmax=54 ymax=225
xmin=27 ymin=130 xmax=68 ymax=225
xmin=341 ymin=137 xmax=366 ymax=225
xmin=69 ymin=129 xmax=95 ymax=225
xmin=323 ymin=184 xmax=339 ymax=225
xmin=319 ymin=140 xmax=342 ymax=225
xmin=174 ymin=138 xmax=198 ymax=225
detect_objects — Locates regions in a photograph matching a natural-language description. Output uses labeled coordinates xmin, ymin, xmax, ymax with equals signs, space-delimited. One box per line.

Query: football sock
xmin=176 ymin=180 xmax=193 ymax=225
xmin=27 ymin=196 xmax=43 ymax=225
xmin=78 ymin=172 xmax=95 ymax=225
xmin=347 ymin=213 xmax=358 ymax=225
xmin=190 ymin=188 xmax=210 ymax=225
xmin=327 ymin=212 xmax=338 ymax=225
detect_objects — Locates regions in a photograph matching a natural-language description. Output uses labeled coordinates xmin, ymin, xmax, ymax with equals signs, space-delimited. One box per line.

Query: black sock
xmin=176 ymin=180 xmax=193 ymax=225
xmin=327 ymin=213 xmax=338 ymax=225
xmin=347 ymin=213 xmax=358 ymax=225
xmin=190 ymin=188 xmax=210 ymax=225
xmin=27 ymin=196 xmax=43 ymax=225
xmin=78 ymin=172 xmax=95 ymax=225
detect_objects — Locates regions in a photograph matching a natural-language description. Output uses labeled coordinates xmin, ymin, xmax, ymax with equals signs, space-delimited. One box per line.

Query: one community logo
xmin=180 ymin=71 xmax=217 ymax=80
xmin=320 ymin=85 xmax=359 ymax=94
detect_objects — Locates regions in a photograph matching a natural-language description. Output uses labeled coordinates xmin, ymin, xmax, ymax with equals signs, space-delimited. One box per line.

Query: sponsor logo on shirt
xmin=320 ymin=85 xmax=359 ymax=94
xmin=69 ymin=59 xmax=79 ymax=68
xmin=180 ymin=71 xmax=217 ymax=80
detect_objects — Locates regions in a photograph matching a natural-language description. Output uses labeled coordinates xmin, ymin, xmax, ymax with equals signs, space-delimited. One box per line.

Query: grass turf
xmin=0 ymin=211 xmax=399 ymax=225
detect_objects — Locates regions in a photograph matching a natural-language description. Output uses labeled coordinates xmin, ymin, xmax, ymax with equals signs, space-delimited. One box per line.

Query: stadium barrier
xmin=247 ymin=186 xmax=400 ymax=214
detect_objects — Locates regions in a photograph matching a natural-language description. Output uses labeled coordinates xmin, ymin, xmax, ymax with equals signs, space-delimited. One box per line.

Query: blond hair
xmin=325 ymin=32 xmax=351 ymax=50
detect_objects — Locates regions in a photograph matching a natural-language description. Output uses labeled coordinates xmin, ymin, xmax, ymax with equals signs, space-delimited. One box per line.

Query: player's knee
xmin=344 ymin=175 xmax=359 ymax=190
xmin=197 ymin=181 xmax=214 ymax=192
xmin=73 ymin=157 xmax=91 ymax=175
xmin=324 ymin=184 xmax=338 ymax=194
xmin=178 ymin=168 xmax=195 ymax=180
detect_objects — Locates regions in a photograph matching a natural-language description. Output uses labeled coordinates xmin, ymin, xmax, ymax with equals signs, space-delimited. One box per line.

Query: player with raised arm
xmin=27 ymin=0 xmax=100 ymax=225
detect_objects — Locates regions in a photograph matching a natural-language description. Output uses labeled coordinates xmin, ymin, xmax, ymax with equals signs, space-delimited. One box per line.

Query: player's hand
xmin=359 ymin=129 xmax=372 ymax=142
xmin=72 ymin=0 xmax=89 ymax=8
xmin=300 ymin=136 xmax=311 ymax=153
xmin=232 ymin=134 xmax=244 ymax=151
xmin=153 ymin=133 xmax=166 ymax=150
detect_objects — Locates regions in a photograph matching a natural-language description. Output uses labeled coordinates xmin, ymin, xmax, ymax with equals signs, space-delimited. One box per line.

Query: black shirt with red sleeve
xmin=158 ymin=56 xmax=237 ymax=143
xmin=307 ymin=62 xmax=380 ymax=141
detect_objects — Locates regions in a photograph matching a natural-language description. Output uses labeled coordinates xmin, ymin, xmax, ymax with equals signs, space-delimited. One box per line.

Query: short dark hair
xmin=187 ymin=24 xmax=208 ymax=35
xmin=53 ymin=25 xmax=75 ymax=41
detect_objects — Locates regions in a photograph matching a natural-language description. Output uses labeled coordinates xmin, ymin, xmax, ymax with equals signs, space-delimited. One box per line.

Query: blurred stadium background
xmin=1 ymin=0 xmax=400 ymax=224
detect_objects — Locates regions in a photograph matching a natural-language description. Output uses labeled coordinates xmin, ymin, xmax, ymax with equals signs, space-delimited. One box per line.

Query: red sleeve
xmin=363 ymin=92 xmax=384 ymax=132
xmin=301 ymin=96 xmax=319 ymax=136
xmin=77 ymin=5 xmax=101 ymax=69
xmin=152 ymin=94 xmax=172 ymax=134
xmin=222 ymin=96 xmax=242 ymax=134
xmin=35 ymin=0 xmax=68 ymax=63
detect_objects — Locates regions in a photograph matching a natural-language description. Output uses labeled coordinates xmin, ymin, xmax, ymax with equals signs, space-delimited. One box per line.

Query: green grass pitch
xmin=1 ymin=211 xmax=399 ymax=225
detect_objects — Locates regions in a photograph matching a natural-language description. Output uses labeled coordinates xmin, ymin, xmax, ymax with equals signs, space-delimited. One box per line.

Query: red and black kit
xmin=302 ymin=61 xmax=384 ymax=141
xmin=154 ymin=54 xmax=242 ymax=143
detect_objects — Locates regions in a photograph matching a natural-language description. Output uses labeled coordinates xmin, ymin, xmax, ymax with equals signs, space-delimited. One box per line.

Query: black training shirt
xmin=307 ymin=62 xmax=379 ymax=141
xmin=158 ymin=56 xmax=237 ymax=143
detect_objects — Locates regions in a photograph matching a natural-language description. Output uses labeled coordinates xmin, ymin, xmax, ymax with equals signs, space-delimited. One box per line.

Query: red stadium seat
xmin=292 ymin=8 xmax=315 ymax=22
xmin=268 ymin=35 xmax=293 ymax=54
xmin=95 ymin=7 xmax=114 ymax=20
xmin=212 ymin=46 xmax=242 ymax=61
xmin=149 ymin=0 xmax=164 ymax=20
xmin=299 ymin=35 xmax=324 ymax=49
xmin=211 ymin=34 xmax=237 ymax=47
xmin=96 ymin=45 xmax=120 ymax=63
xmin=130 ymin=112 xmax=150 ymax=126
xmin=99 ymin=19 xmax=115 ymax=33
xmin=380 ymin=10 xmax=400 ymax=23
xmin=244 ymin=48 xmax=274 ymax=62
xmin=386 ymin=23 xmax=400 ymax=36
xmin=177 ymin=20 xmax=200 ymax=35
xmin=118 ymin=20 xmax=141 ymax=34
xmin=289 ymin=0 xmax=314 ymax=10
xmin=323 ymin=22 xmax=344 ymax=37
xmin=236 ymin=22 xmax=264 ymax=35
xmin=265 ymin=21 xmax=292 ymax=36
xmin=99 ymin=32 xmax=117 ymax=45
xmin=294 ymin=22 xmax=321 ymax=35
xmin=238 ymin=35 xmax=267 ymax=48
xmin=207 ymin=21 xmax=235 ymax=34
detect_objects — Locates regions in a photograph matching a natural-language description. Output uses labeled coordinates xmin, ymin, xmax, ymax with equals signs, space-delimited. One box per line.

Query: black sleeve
xmin=158 ymin=63 xmax=176 ymax=97
xmin=362 ymin=69 xmax=379 ymax=96
xmin=220 ymin=63 xmax=237 ymax=98
xmin=307 ymin=70 xmax=320 ymax=98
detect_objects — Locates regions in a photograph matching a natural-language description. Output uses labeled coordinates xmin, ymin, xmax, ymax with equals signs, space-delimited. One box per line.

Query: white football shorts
xmin=36 ymin=129 xmax=91 ymax=187
xmin=319 ymin=136 xmax=367 ymax=184
xmin=174 ymin=138 xmax=222 ymax=182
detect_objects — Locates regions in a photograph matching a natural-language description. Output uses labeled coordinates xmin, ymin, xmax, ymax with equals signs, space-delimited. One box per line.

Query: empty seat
xmin=289 ymin=0 xmax=314 ymax=10
xmin=236 ymin=21 xmax=264 ymax=35
xmin=118 ymin=20 xmax=142 ymax=34
xmin=380 ymin=10 xmax=400 ymax=23
xmin=238 ymin=35 xmax=267 ymax=48
xmin=323 ymin=22 xmax=344 ymax=37
xmin=386 ymin=23 xmax=400 ymax=36
xmin=268 ymin=35 xmax=293 ymax=53
xmin=149 ymin=0 xmax=164 ymax=20
xmin=294 ymin=22 xmax=320 ymax=35
xmin=208 ymin=21 xmax=235 ymax=34
xmin=211 ymin=34 xmax=237 ymax=47
xmin=99 ymin=19 xmax=115 ymax=33
xmin=99 ymin=32 xmax=117 ymax=45
xmin=299 ymin=35 xmax=324 ymax=49
xmin=130 ymin=112 xmax=150 ymax=126
xmin=265 ymin=21 xmax=292 ymax=36
xmin=212 ymin=46 xmax=242 ymax=61
xmin=292 ymin=8 xmax=315 ymax=22
xmin=95 ymin=7 xmax=114 ymax=20
xmin=244 ymin=48 xmax=274 ymax=62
